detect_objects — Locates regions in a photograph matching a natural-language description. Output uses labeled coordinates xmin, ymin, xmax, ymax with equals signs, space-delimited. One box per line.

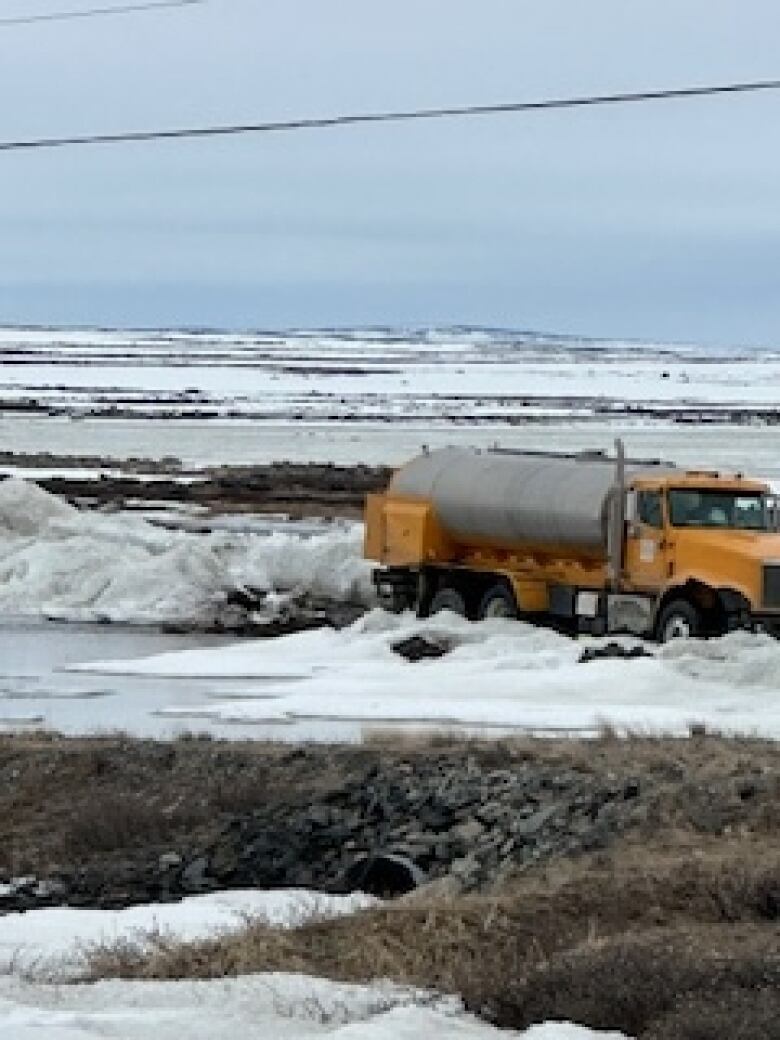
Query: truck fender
xmin=656 ymin=579 xmax=752 ymax=635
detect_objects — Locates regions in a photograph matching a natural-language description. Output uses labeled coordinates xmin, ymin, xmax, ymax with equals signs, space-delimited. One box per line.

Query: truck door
xmin=624 ymin=489 xmax=669 ymax=590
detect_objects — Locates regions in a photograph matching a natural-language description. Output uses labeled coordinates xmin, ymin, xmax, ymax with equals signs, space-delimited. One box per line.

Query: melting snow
xmin=0 ymin=889 xmax=376 ymax=976
xmin=73 ymin=608 xmax=780 ymax=738
xmin=0 ymin=975 xmax=628 ymax=1039
xmin=0 ymin=887 xmax=629 ymax=1039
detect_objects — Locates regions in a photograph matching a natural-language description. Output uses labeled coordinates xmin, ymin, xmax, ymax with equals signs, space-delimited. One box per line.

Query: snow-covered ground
xmin=0 ymin=886 xmax=627 ymax=1040
xmin=3 ymin=327 xmax=780 ymax=737
xmin=2 ymin=327 xmax=780 ymax=418
xmin=3 ymin=328 xmax=765 ymax=1038
xmin=4 ymin=327 xmax=780 ymax=479
xmin=0 ymin=890 xmax=376 ymax=977
xmin=0 ymin=974 xmax=625 ymax=1039
xmin=0 ymin=327 xmax=767 ymax=1036
xmin=72 ymin=609 xmax=780 ymax=739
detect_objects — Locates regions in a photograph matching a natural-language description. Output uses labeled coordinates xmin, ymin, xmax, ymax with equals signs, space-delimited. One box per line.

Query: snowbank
xmin=0 ymin=889 xmax=376 ymax=975
xmin=0 ymin=479 xmax=371 ymax=625
xmin=73 ymin=609 xmax=780 ymax=737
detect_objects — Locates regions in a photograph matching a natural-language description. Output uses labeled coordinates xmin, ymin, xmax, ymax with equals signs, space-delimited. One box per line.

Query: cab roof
xmin=633 ymin=470 xmax=768 ymax=493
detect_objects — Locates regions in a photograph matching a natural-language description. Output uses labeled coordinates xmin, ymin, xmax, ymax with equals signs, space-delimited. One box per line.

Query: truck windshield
xmin=668 ymin=489 xmax=768 ymax=530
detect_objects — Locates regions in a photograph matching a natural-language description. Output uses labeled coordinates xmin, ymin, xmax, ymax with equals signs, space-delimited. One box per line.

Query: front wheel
xmin=656 ymin=599 xmax=701 ymax=642
xmin=477 ymin=584 xmax=518 ymax=620
xmin=428 ymin=587 xmax=467 ymax=617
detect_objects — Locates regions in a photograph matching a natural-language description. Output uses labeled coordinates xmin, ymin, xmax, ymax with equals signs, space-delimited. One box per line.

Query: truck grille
xmin=763 ymin=565 xmax=780 ymax=609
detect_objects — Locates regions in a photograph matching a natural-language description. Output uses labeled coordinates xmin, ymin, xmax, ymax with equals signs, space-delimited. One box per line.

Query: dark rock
xmin=33 ymin=879 xmax=65 ymax=900
xmin=181 ymin=856 xmax=211 ymax=892
xmin=579 ymin=641 xmax=652 ymax=663
xmin=449 ymin=818 xmax=485 ymax=845
xmin=476 ymin=801 xmax=510 ymax=825
xmin=392 ymin=635 xmax=452 ymax=662
xmin=514 ymin=804 xmax=558 ymax=837
xmin=450 ymin=854 xmax=482 ymax=888
xmin=2 ymin=738 xmax=722 ymax=914
xmin=306 ymin=805 xmax=333 ymax=828
xmin=209 ymin=844 xmax=239 ymax=879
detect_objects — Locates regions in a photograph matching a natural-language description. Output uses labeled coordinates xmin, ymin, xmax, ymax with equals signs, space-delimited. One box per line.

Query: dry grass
xmin=362 ymin=726 xmax=780 ymax=774
xmin=491 ymin=923 xmax=780 ymax=1036
xmin=83 ymin=843 xmax=780 ymax=1036
xmin=642 ymin=984 xmax=780 ymax=1040
xmin=57 ymin=791 xmax=205 ymax=859
xmin=0 ymin=733 xmax=363 ymax=873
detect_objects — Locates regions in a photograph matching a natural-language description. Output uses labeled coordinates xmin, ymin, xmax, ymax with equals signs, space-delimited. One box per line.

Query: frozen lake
xmin=5 ymin=416 xmax=780 ymax=482
xmin=0 ymin=620 xmax=370 ymax=741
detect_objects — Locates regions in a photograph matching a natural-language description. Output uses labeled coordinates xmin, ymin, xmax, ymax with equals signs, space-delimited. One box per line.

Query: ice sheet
xmin=0 ymin=479 xmax=371 ymax=626
xmin=6 ymin=416 xmax=780 ymax=480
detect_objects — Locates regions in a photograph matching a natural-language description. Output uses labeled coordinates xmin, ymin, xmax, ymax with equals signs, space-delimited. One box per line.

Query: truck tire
xmin=478 ymin=584 xmax=518 ymax=620
xmin=656 ymin=599 xmax=701 ymax=642
xmin=428 ymin=587 xmax=467 ymax=617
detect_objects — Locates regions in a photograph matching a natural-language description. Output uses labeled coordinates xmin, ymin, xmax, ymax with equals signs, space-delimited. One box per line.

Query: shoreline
xmin=0 ymin=454 xmax=390 ymax=518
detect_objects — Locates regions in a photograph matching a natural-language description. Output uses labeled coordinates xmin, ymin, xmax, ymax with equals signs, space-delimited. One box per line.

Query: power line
xmin=1 ymin=77 xmax=778 ymax=153
xmin=0 ymin=0 xmax=204 ymax=28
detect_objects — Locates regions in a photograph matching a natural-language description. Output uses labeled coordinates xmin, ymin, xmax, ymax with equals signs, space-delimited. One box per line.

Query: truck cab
xmin=623 ymin=475 xmax=780 ymax=639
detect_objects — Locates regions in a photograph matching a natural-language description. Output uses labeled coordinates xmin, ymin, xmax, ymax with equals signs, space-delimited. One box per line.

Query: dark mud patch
xmin=0 ymin=456 xmax=390 ymax=519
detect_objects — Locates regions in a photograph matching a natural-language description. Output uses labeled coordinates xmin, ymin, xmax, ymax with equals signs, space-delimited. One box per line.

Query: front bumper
xmin=746 ymin=612 xmax=780 ymax=636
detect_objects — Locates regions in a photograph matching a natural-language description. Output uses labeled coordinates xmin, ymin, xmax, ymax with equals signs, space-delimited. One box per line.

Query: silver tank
xmin=390 ymin=446 xmax=668 ymax=551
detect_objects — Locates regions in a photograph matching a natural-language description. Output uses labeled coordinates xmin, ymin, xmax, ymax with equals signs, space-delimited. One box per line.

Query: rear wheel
xmin=428 ymin=587 xmax=467 ymax=616
xmin=656 ymin=599 xmax=701 ymax=642
xmin=478 ymin=583 xmax=518 ymax=620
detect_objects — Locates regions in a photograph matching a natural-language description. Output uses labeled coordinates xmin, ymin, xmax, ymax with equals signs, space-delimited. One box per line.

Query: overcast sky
xmin=0 ymin=0 xmax=779 ymax=343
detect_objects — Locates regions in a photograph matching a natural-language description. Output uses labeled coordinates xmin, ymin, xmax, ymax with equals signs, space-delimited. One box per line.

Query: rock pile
xmin=4 ymin=736 xmax=772 ymax=915
xmin=2 ymin=754 xmax=649 ymax=910
xmin=197 ymin=757 xmax=645 ymax=897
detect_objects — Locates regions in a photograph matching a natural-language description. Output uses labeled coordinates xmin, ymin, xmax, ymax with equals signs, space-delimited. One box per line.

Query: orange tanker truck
xmin=363 ymin=442 xmax=780 ymax=641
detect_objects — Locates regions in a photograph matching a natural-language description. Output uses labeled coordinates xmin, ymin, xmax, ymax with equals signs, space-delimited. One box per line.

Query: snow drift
xmin=0 ymin=883 xmax=628 ymax=1039
xmin=0 ymin=889 xmax=376 ymax=977
xmin=0 ymin=973 xmax=628 ymax=1039
xmin=75 ymin=608 xmax=780 ymax=738
xmin=0 ymin=479 xmax=372 ymax=626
